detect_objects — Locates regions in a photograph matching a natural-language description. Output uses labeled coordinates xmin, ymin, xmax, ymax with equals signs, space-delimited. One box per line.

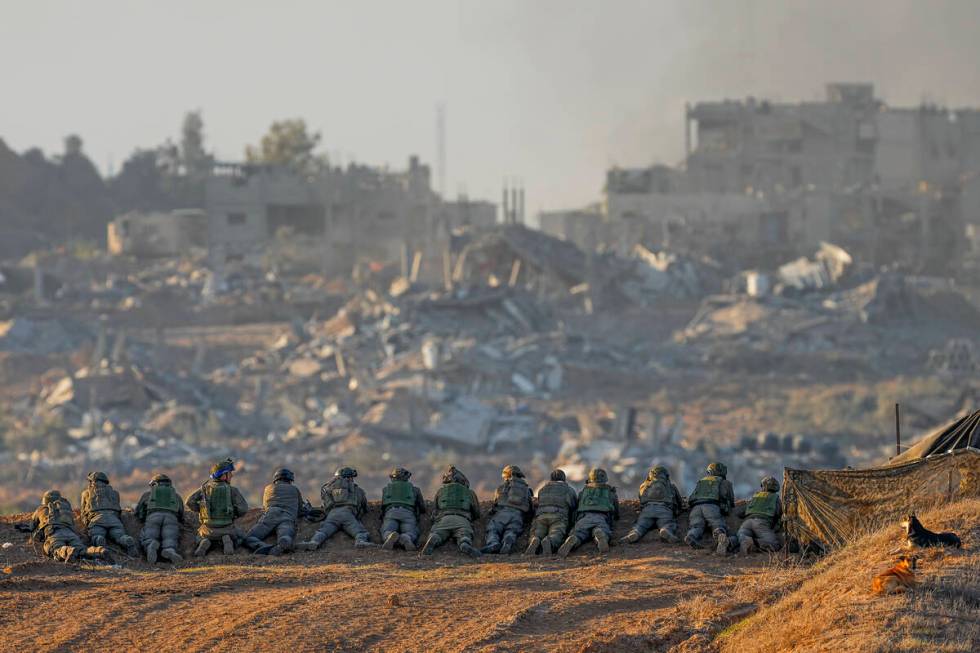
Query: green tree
xmin=245 ymin=118 xmax=326 ymax=176
xmin=180 ymin=110 xmax=213 ymax=180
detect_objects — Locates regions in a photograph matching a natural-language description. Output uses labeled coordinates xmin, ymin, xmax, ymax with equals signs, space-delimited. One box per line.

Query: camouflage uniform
xmin=685 ymin=462 xmax=735 ymax=555
xmin=557 ymin=468 xmax=619 ymax=557
xmin=736 ymin=476 xmax=783 ymax=554
xmin=525 ymin=469 xmax=578 ymax=555
xmin=135 ymin=474 xmax=185 ymax=563
xmin=380 ymin=467 xmax=427 ymax=551
xmin=298 ymin=467 xmax=372 ymax=550
xmin=245 ymin=468 xmax=304 ymax=555
xmin=620 ymin=466 xmax=682 ymax=545
xmin=80 ymin=472 xmax=138 ymax=556
xmin=185 ymin=460 xmax=249 ymax=556
xmin=482 ymin=465 xmax=533 ymax=555
xmin=421 ymin=466 xmax=482 ymax=558
xmin=30 ymin=491 xmax=109 ymax=562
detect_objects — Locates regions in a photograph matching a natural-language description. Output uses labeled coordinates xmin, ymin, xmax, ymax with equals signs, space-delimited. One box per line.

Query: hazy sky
xmin=3 ymin=0 xmax=980 ymax=214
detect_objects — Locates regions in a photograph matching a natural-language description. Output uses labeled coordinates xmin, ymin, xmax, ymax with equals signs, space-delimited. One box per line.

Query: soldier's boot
xmin=480 ymin=540 xmax=500 ymax=555
xmin=161 ymin=548 xmax=183 ymax=563
xmin=253 ymin=544 xmax=275 ymax=555
xmin=125 ymin=539 xmax=139 ymax=558
xmin=222 ymin=535 xmax=235 ymax=555
xmin=739 ymin=537 xmax=754 ymax=555
xmin=557 ymin=536 xmax=579 ymax=559
xmin=145 ymin=540 xmax=160 ymax=564
xmin=619 ymin=530 xmax=640 ymax=545
xmin=420 ymin=535 xmax=437 ymax=556
xmin=684 ymin=533 xmax=702 ymax=549
xmin=499 ymin=534 xmax=517 ymax=555
xmin=297 ymin=533 xmax=325 ymax=551
xmin=398 ymin=534 xmax=417 ymax=552
xmin=524 ymin=536 xmax=541 ymax=555
xmin=85 ymin=546 xmax=110 ymax=561
xmin=354 ymin=535 xmax=376 ymax=549
xmin=540 ymin=537 xmax=553 ymax=556
xmin=267 ymin=545 xmax=284 ymax=556
xmin=460 ymin=542 xmax=482 ymax=558
xmin=91 ymin=535 xmax=106 ymax=548
xmin=193 ymin=539 xmax=211 ymax=557
xmin=714 ymin=531 xmax=729 ymax=556
xmin=659 ymin=528 xmax=680 ymax=544
xmin=382 ymin=532 xmax=399 ymax=551
xmin=595 ymin=531 xmax=610 ymax=554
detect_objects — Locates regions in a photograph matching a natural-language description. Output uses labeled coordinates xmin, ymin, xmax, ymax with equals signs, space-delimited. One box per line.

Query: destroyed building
xmin=107 ymin=209 xmax=208 ymax=258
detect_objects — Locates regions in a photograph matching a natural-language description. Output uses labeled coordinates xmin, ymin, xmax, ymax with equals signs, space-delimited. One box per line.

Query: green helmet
xmin=761 ymin=476 xmax=779 ymax=493
xmin=550 ymin=469 xmax=566 ymax=482
xmin=87 ymin=471 xmax=109 ymax=484
xmin=273 ymin=468 xmax=295 ymax=483
xmin=502 ymin=465 xmax=524 ymax=480
xmin=706 ymin=462 xmax=727 ymax=478
xmin=42 ymin=490 xmax=62 ymax=505
xmin=649 ymin=465 xmax=669 ymax=480
xmin=390 ymin=467 xmax=412 ymax=481
xmin=149 ymin=474 xmax=172 ymax=486
xmin=588 ymin=468 xmax=608 ymax=484
xmin=442 ymin=465 xmax=469 ymax=486
xmin=335 ymin=466 xmax=357 ymax=479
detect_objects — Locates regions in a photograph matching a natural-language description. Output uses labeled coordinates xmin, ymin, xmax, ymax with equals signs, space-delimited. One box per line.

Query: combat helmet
xmin=648 ymin=465 xmax=669 ymax=480
xmin=87 ymin=471 xmax=109 ymax=484
xmin=210 ymin=458 xmax=235 ymax=479
xmin=273 ymin=468 xmax=295 ymax=483
xmin=42 ymin=490 xmax=62 ymax=505
xmin=502 ymin=465 xmax=524 ymax=480
xmin=761 ymin=476 xmax=779 ymax=493
xmin=149 ymin=474 xmax=172 ymax=486
xmin=390 ymin=467 xmax=412 ymax=481
xmin=335 ymin=466 xmax=357 ymax=479
xmin=442 ymin=465 xmax=469 ymax=486
xmin=587 ymin=468 xmax=608 ymax=484
xmin=706 ymin=462 xmax=727 ymax=478
xmin=550 ymin=469 xmax=566 ymax=482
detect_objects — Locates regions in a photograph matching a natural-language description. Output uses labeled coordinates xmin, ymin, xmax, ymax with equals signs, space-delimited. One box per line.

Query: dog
xmin=872 ymin=554 xmax=918 ymax=595
xmin=901 ymin=513 xmax=962 ymax=549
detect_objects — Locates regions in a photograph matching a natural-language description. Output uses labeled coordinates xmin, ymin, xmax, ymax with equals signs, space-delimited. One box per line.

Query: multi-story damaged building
xmin=206 ymin=156 xmax=496 ymax=276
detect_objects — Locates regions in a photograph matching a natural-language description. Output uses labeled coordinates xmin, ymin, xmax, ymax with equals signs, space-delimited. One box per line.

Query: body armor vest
xmin=201 ymin=483 xmax=235 ymax=527
xmin=382 ymin=480 xmax=416 ymax=509
xmin=537 ymin=481 xmax=572 ymax=512
xmin=264 ymin=482 xmax=300 ymax=515
xmin=147 ymin=484 xmax=180 ymax=513
xmin=436 ymin=482 xmax=472 ymax=515
xmin=83 ymin=483 xmax=120 ymax=513
xmin=499 ymin=479 xmax=531 ymax=512
xmin=640 ymin=477 xmax=672 ymax=505
xmin=579 ymin=485 xmax=614 ymax=513
xmin=322 ymin=479 xmax=358 ymax=510
xmin=690 ymin=476 xmax=723 ymax=504
xmin=745 ymin=491 xmax=779 ymax=519
xmin=39 ymin=499 xmax=75 ymax=530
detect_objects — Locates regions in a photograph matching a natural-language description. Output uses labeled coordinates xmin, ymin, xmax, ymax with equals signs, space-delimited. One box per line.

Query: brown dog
xmin=872 ymin=555 xmax=918 ymax=595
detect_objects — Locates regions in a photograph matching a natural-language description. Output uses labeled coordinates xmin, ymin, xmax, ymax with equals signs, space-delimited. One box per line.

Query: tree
xmin=245 ymin=119 xmax=326 ymax=176
xmin=180 ymin=110 xmax=212 ymax=180
xmin=64 ymin=134 xmax=83 ymax=157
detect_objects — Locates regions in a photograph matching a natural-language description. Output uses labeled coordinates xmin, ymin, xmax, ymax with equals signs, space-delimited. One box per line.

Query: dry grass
xmin=717 ymin=498 xmax=980 ymax=653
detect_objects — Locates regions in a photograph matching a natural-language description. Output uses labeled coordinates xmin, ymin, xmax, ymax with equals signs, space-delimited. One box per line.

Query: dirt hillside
xmin=0 ymin=500 xmax=975 ymax=652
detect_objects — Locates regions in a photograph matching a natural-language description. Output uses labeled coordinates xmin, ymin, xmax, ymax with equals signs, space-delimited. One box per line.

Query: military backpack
xmin=579 ymin=485 xmax=614 ymax=513
xmin=201 ymin=482 xmax=235 ymax=527
xmin=83 ymin=483 xmax=120 ymax=513
xmin=147 ymin=484 xmax=180 ymax=513
xmin=500 ymin=478 xmax=531 ymax=512
xmin=382 ymin=480 xmax=416 ymax=510
xmin=39 ymin=499 xmax=75 ymax=530
xmin=745 ymin=491 xmax=779 ymax=520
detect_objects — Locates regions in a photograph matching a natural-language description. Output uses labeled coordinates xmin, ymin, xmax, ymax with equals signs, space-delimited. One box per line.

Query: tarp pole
xmin=895 ymin=403 xmax=902 ymax=456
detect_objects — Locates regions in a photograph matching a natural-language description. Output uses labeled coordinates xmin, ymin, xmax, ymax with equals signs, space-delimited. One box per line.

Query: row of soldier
xmin=27 ymin=459 xmax=783 ymax=564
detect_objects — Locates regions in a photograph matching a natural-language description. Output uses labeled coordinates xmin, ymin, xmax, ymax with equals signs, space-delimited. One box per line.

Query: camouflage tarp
xmin=783 ymin=448 xmax=980 ymax=549
xmin=889 ymin=409 xmax=980 ymax=465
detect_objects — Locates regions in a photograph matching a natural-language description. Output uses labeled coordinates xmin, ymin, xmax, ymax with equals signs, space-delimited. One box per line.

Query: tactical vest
xmin=640 ymin=477 xmax=672 ymax=505
xmin=690 ymin=476 xmax=722 ymax=504
xmin=382 ymin=480 xmax=416 ymax=510
xmin=537 ymin=481 xmax=571 ymax=512
xmin=499 ymin=479 xmax=531 ymax=512
xmin=579 ymin=485 xmax=614 ymax=513
xmin=264 ymin=482 xmax=300 ymax=515
xmin=201 ymin=483 xmax=235 ymax=527
xmin=147 ymin=484 xmax=180 ymax=513
xmin=436 ymin=482 xmax=472 ymax=516
xmin=745 ymin=491 xmax=779 ymax=520
xmin=38 ymin=499 xmax=75 ymax=530
xmin=83 ymin=483 xmax=120 ymax=513
xmin=322 ymin=480 xmax=358 ymax=510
